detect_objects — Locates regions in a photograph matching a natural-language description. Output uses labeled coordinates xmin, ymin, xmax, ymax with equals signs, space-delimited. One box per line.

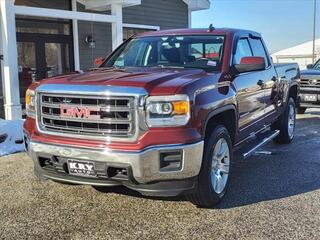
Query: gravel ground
xmin=0 ymin=109 xmax=320 ymax=240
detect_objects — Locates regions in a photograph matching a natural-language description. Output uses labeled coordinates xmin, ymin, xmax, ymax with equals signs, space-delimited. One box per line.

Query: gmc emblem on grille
xmin=60 ymin=105 xmax=100 ymax=120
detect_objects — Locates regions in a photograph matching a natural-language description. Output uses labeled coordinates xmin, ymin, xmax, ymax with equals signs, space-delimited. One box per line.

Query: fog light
xmin=160 ymin=150 xmax=183 ymax=172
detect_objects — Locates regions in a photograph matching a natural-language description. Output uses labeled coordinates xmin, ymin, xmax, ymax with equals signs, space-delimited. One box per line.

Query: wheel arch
xmin=288 ymin=83 xmax=298 ymax=104
xmin=202 ymin=105 xmax=238 ymax=144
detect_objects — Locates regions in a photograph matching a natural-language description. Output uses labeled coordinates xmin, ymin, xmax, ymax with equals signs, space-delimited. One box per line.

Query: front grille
xmin=38 ymin=93 xmax=136 ymax=138
xmin=300 ymin=78 xmax=320 ymax=88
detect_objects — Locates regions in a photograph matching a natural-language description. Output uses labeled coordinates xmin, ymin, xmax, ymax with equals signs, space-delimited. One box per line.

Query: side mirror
xmin=307 ymin=64 xmax=313 ymax=69
xmin=95 ymin=57 xmax=104 ymax=67
xmin=234 ymin=56 xmax=266 ymax=73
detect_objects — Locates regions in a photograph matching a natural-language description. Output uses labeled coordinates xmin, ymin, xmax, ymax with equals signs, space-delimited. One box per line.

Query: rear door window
xmin=234 ymin=38 xmax=252 ymax=65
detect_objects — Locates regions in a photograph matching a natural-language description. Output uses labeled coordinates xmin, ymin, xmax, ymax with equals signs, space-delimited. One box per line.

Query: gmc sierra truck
xmin=297 ymin=60 xmax=320 ymax=113
xmin=24 ymin=28 xmax=299 ymax=207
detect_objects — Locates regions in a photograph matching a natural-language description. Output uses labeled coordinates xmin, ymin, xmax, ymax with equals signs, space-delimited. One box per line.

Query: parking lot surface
xmin=1 ymin=110 xmax=320 ymax=240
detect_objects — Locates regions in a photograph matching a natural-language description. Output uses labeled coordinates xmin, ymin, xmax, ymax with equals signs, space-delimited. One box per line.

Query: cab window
xmin=250 ymin=38 xmax=269 ymax=67
xmin=234 ymin=38 xmax=253 ymax=65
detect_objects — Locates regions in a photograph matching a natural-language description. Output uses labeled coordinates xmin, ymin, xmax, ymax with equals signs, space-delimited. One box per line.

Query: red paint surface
xmin=240 ymin=56 xmax=265 ymax=65
xmin=24 ymin=118 xmax=201 ymax=151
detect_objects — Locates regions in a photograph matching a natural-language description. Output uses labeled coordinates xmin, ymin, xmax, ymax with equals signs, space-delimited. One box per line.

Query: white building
xmin=271 ymin=39 xmax=320 ymax=70
xmin=0 ymin=0 xmax=210 ymax=120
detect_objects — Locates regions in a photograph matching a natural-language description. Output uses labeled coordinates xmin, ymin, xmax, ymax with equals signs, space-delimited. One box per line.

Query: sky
xmin=192 ymin=0 xmax=319 ymax=53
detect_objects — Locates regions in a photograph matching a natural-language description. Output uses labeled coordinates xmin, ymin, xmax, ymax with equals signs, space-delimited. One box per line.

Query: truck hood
xmin=300 ymin=69 xmax=320 ymax=78
xmin=40 ymin=67 xmax=210 ymax=95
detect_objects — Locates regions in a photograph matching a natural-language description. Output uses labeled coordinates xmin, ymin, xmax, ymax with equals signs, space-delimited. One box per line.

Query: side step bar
xmin=242 ymin=130 xmax=280 ymax=159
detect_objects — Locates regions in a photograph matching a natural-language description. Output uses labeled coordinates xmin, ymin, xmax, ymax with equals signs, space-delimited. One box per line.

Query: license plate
xmin=67 ymin=160 xmax=96 ymax=177
xmin=303 ymin=94 xmax=318 ymax=102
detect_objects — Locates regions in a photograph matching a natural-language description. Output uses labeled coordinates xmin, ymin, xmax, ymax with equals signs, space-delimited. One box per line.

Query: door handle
xmin=257 ymin=80 xmax=265 ymax=86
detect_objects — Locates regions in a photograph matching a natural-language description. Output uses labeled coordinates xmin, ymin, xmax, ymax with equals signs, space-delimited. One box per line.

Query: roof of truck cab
xmin=135 ymin=28 xmax=261 ymax=38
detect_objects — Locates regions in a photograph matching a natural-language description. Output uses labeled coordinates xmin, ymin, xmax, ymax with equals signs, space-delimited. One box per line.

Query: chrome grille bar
xmin=38 ymin=93 xmax=135 ymax=138
xmin=300 ymin=78 xmax=320 ymax=88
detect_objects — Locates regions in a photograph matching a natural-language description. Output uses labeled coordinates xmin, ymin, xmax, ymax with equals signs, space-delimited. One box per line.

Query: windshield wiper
xmin=89 ymin=66 xmax=127 ymax=71
xmin=153 ymin=65 xmax=185 ymax=69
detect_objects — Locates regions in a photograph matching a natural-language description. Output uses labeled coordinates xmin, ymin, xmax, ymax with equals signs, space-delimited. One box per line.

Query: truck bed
xmin=274 ymin=63 xmax=299 ymax=79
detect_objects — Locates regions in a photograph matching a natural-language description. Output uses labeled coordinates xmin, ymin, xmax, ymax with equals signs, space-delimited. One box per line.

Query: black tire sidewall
xmin=284 ymin=98 xmax=296 ymax=141
xmin=274 ymin=97 xmax=296 ymax=144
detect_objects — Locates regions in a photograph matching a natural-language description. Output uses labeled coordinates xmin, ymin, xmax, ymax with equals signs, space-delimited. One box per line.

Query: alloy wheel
xmin=211 ymin=138 xmax=230 ymax=194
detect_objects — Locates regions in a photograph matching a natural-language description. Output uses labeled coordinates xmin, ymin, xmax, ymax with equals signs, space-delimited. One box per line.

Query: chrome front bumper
xmin=26 ymin=140 xmax=204 ymax=184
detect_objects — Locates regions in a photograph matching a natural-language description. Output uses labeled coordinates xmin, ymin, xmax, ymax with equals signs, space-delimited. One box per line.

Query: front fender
xmin=191 ymin=82 xmax=238 ymax=138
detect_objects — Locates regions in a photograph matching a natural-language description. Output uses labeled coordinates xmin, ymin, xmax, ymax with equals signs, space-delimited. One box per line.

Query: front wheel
xmin=273 ymin=97 xmax=296 ymax=144
xmin=187 ymin=125 xmax=233 ymax=208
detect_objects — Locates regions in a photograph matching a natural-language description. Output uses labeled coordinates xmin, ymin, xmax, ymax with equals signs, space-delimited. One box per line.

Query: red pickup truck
xmin=24 ymin=28 xmax=299 ymax=207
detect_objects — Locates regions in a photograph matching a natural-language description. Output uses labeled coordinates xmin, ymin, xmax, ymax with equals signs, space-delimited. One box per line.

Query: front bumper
xmin=25 ymin=137 xmax=204 ymax=196
xmin=299 ymin=88 xmax=320 ymax=108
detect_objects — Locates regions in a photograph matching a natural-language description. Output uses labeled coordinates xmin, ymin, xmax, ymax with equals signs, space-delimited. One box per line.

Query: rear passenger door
xmin=249 ymin=37 xmax=279 ymax=120
xmin=233 ymin=38 xmax=266 ymax=137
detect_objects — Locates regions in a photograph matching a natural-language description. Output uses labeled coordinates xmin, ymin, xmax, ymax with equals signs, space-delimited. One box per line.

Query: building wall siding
xmin=77 ymin=21 xmax=112 ymax=70
xmin=123 ymin=0 xmax=188 ymax=30
xmin=15 ymin=0 xmax=70 ymax=10
xmin=76 ymin=3 xmax=112 ymax=71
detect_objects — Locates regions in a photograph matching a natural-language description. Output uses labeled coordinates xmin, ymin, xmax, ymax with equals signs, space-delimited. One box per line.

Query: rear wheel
xmin=187 ymin=125 xmax=233 ymax=208
xmin=273 ymin=97 xmax=296 ymax=144
xmin=297 ymin=106 xmax=307 ymax=114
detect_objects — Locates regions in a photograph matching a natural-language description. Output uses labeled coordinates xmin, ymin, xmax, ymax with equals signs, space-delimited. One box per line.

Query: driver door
xmin=232 ymin=38 xmax=266 ymax=139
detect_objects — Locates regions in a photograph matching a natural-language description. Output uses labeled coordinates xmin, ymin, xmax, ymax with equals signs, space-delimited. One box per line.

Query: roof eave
xmin=183 ymin=0 xmax=211 ymax=11
xmin=77 ymin=0 xmax=141 ymax=11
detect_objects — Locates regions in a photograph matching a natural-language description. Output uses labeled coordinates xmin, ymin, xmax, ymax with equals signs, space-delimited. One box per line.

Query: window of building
xmin=16 ymin=18 xmax=71 ymax=35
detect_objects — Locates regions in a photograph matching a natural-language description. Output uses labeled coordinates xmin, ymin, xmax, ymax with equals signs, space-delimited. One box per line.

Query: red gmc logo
xmin=60 ymin=105 xmax=100 ymax=120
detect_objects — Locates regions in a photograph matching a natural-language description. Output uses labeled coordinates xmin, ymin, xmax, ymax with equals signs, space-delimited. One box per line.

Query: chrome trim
xmin=299 ymin=87 xmax=320 ymax=92
xmin=242 ymin=130 xmax=279 ymax=159
xmin=27 ymin=140 xmax=204 ymax=184
xmin=235 ymin=123 xmax=271 ymax=148
xmin=239 ymin=110 xmax=276 ymax=132
xmin=35 ymin=84 xmax=148 ymax=142
xmin=36 ymin=84 xmax=147 ymax=96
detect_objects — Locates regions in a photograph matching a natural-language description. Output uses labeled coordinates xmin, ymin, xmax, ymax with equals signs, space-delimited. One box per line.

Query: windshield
xmin=102 ymin=35 xmax=225 ymax=72
xmin=313 ymin=60 xmax=320 ymax=70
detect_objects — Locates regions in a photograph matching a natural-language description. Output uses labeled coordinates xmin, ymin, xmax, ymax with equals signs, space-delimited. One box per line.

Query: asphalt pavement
xmin=0 ymin=109 xmax=319 ymax=240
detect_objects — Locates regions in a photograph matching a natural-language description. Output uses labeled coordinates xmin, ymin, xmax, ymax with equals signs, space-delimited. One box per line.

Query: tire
xmin=273 ymin=97 xmax=296 ymax=144
xmin=297 ymin=107 xmax=307 ymax=114
xmin=187 ymin=125 xmax=233 ymax=208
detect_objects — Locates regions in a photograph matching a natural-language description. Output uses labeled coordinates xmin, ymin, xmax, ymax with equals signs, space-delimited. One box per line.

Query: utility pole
xmin=312 ymin=0 xmax=317 ymax=64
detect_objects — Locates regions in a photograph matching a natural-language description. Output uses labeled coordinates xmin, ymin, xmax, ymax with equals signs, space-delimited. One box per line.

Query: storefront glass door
xmin=16 ymin=18 xmax=73 ymax=112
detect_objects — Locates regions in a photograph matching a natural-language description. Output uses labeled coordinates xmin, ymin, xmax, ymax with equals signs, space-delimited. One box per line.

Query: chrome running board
xmin=242 ymin=130 xmax=280 ymax=159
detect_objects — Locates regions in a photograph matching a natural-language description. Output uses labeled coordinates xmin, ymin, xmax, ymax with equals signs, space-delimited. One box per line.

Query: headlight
xmin=146 ymin=95 xmax=190 ymax=127
xmin=26 ymin=89 xmax=36 ymax=118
